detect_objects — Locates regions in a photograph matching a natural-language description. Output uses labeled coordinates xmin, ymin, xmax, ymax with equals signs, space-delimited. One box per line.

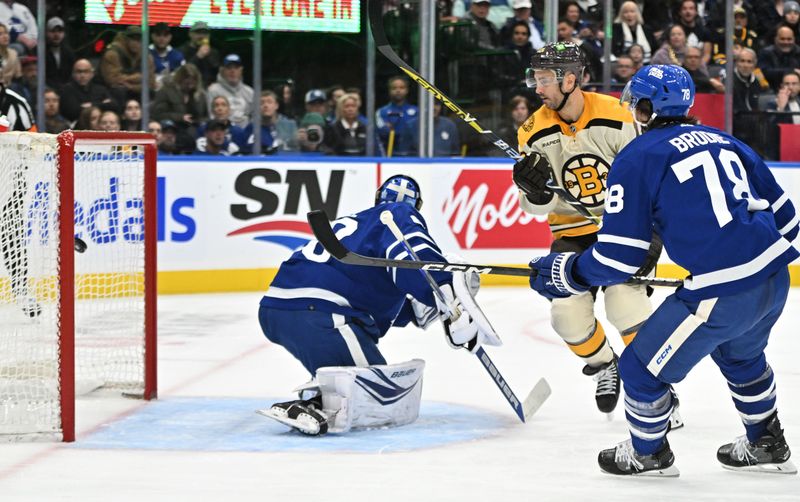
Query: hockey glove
xmin=437 ymin=284 xmax=480 ymax=352
xmin=513 ymin=152 xmax=554 ymax=205
xmin=529 ymin=252 xmax=590 ymax=300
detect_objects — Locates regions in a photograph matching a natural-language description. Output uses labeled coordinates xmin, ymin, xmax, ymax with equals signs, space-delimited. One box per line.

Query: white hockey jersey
xmin=516 ymin=92 xmax=637 ymax=238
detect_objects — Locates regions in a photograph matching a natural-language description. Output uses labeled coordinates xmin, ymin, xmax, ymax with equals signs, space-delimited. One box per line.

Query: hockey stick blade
xmin=307 ymin=210 xmax=683 ymax=287
xmin=522 ymin=378 xmax=551 ymax=421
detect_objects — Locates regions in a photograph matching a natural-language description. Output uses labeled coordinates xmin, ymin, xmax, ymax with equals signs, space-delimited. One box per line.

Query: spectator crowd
xmin=10 ymin=0 xmax=800 ymax=159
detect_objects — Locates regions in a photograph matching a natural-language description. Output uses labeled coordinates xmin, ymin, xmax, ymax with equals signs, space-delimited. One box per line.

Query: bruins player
xmin=514 ymin=42 xmax=652 ymax=415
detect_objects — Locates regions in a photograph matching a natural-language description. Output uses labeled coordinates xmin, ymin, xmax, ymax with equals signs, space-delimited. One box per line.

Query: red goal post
xmin=0 ymin=131 xmax=157 ymax=442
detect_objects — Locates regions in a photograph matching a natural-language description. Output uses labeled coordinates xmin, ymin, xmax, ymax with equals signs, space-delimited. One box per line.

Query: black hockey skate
xmin=583 ymin=354 xmax=620 ymax=414
xmin=717 ymin=413 xmax=797 ymax=474
xmin=256 ymin=395 xmax=329 ymax=436
xmin=598 ymin=438 xmax=680 ymax=477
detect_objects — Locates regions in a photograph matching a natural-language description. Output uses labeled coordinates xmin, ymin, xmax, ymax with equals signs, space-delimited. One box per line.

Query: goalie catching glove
xmin=436 ymin=268 xmax=502 ymax=353
xmin=513 ymin=151 xmax=554 ymax=205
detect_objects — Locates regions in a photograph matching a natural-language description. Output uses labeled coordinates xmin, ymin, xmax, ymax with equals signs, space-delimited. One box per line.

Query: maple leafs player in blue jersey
xmin=529 ymin=65 xmax=799 ymax=476
xmin=257 ymin=175 xmax=500 ymax=436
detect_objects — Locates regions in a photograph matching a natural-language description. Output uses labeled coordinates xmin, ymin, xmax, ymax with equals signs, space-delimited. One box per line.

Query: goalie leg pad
xmin=604 ymin=283 xmax=652 ymax=337
xmin=316 ymin=359 xmax=425 ymax=433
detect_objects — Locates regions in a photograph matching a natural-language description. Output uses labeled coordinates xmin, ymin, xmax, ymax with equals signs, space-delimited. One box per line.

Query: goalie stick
xmin=379 ymin=210 xmax=550 ymax=422
xmin=307 ymin=210 xmax=683 ymax=288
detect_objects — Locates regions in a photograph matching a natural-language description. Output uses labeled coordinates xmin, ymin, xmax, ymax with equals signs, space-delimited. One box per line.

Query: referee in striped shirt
xmin=0 ymin=83 xmax=38 ymax=316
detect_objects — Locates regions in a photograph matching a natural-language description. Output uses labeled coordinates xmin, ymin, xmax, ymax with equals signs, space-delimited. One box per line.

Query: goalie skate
xmin=256 ymin=396 xmax=330 ymax=436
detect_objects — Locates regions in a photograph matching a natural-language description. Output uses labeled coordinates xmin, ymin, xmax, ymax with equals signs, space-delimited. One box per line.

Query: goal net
xmin=0 ymin=131 xmax=157 ymax=442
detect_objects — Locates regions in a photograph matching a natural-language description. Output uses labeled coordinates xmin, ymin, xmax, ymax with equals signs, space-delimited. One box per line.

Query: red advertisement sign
xmin=442 ymin=170 xmax=552 ymax=249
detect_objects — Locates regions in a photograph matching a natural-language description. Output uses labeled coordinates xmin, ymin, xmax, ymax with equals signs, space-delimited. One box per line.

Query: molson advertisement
xmin=85 ymin=0 xmax=361 ymax=33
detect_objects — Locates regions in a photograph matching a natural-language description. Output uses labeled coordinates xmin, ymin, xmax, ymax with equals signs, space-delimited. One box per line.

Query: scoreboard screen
xmin=85 ymin=0 xmax=361 ymax=34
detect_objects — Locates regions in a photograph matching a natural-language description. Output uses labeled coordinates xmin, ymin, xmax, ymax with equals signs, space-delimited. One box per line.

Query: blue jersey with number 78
xmin=574 ymin=123 xmax=799 ymax=301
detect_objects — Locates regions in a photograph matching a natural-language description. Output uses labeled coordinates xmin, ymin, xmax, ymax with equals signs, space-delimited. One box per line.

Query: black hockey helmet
xmin=526 ymin=42 xmax=586 ymax=88
xmin=375 ymin=175 xmax=423 ymax=211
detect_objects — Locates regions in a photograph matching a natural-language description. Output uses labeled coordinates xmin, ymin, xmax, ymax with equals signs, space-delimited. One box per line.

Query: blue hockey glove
xmin=529 ymin=252 xmax=590 ymax=300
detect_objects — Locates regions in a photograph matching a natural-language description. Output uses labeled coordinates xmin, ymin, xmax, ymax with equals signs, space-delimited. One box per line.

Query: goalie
xmin=257 ymin=175 xmax=500 ymax=435
xmin=0 ymin=80 xmax=39 ymax=317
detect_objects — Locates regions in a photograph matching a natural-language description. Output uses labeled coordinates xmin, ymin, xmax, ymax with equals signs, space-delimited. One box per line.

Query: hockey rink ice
xmin=1 ymin=287 xmax=798 ymax=501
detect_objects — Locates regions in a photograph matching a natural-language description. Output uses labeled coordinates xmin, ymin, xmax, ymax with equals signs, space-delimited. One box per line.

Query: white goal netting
xmin=0 ymin=132 xmax=155 ymax=441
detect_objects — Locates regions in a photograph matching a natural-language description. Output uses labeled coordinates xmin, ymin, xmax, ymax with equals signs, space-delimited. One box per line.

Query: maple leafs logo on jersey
xmin=648 ymin=67 xmax=664 ymax=79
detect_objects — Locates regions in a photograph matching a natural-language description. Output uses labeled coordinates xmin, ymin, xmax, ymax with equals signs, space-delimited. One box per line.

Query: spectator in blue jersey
xmin=401 ymin=101 xmax=461 ymax=156
xmin=529 ymin=65 xmax=799 ymax=476
xmin=376 ymin=76 xmax=418 ymax=156
xmin=241 ymin=90 xmax=298 ymax=154
xmin=194 ymin=118 xmax=239 ymax=156
xmin=257 ymin=175 xmax=498 ymax=435
xmin=149 ymin=22 xmax=185 ymax=90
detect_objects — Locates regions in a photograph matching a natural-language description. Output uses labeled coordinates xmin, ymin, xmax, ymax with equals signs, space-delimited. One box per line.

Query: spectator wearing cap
xmin=0 ymin=0 xmax=37 ymax=55
xmin=711 ymin=6 xmax=760 ymax=66
xmin=149 ymin=22 xmax=185 ymax=89
xmin=59 ymin=58 xmax=115 ymax=123
xmin=42 ymin=88 xmax=69 ymax=134
xmin=499 ymin=0 xmax=545 ymax=50
xmin=304 ymin=88 xmax=327 ymax=117
xmin=195 ymin=118 xmax=240 ymax=156
xmin=461 ymin=0 xmax=499 ymax=49
xmin=44 ymin=17 xmax=75 ymax=93
xmin=375 ymin=76 xmax=418 ymax=156
xmin=10 ymin=54 xmax=36 ymax=112
xmin=612 ymin=2 xmax=656 ymax=63
xmin=99 ymin=25 xmax=156 ymax=104
xmin=451 ymin=0 xmax=513 ymax=31
xmin=322 ymin=93 xmax=367 ymax=156
xmin=242 ymin=90 xmax=298 ymax=154
xmin=296 ymin=112 xmax=326 ymax=153
xmin=758 ymin=25 xmax=800 ymax=91
xmin=0 ymin=22 xmax=20 ymax=85
xmin=158 ymin=120 xmax=181 ymax=154
xmin=179 ymin=21 xmax=221 ymax=87
xmin=206 ymin=54 xmax=254 ymax=129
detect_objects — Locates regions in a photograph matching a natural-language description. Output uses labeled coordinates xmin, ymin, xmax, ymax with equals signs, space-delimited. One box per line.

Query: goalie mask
xmin=375 ymin=175 xmax=423 ymax=211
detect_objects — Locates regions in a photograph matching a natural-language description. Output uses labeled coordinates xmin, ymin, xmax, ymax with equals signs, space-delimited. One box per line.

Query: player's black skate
xmin=583 ymin=354 xmax=620 ymax=414
xmin=717 ymin=413 xmax=797 ymax=474
xmin=598 ymin=438 xmax=680 ymax=477
xmin=256 ymin=395 xmax=329 ymax=436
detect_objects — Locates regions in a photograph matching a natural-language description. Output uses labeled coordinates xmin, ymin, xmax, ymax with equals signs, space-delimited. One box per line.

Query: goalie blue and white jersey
xmin=575 ymin=123 xmax=799 ymax=301
xmin=261 ymin=202 xmax=448 ymax=337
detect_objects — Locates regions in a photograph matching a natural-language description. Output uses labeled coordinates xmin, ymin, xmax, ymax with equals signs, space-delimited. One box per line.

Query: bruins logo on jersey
xmin=561 ymin=153 xmax=610 ymax=207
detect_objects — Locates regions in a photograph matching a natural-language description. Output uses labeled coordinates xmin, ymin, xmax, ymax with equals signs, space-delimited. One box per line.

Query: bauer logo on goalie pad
xmin=354 ymin=368 xmax=421 ymax=406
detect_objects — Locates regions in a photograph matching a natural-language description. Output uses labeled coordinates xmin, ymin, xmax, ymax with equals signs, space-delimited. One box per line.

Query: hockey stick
xmin=308 ymin=210 xmax=683 ymax=287
xmin=379 ymin=210 xmax=550 ymax=422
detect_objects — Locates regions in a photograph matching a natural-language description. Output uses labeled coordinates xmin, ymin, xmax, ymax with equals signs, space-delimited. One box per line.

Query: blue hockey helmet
xmin=375 ymin=175 xmax=423 ymax=210
xmin=620 ymin=65 xmax=695 ymax=119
